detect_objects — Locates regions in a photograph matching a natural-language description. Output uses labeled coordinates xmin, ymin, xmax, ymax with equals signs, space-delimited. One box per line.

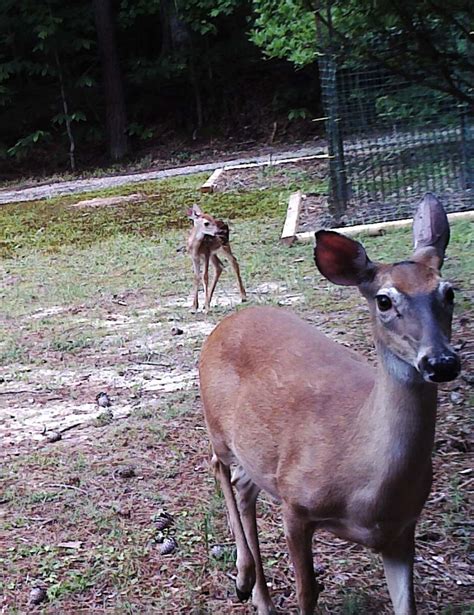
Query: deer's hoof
xmin=235 ymin=582 xmax=251 ymax=602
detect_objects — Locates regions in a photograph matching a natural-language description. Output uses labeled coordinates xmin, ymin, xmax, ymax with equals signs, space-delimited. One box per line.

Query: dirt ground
xmin=0 ymin=193 xmax=472 ymax=613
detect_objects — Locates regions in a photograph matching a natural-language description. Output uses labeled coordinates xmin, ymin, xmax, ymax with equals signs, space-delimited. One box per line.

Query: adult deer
xmin=187 ymin=204 xmax=247 ymax=311
xmin=199 ymin=194 xmax=461 ymax=614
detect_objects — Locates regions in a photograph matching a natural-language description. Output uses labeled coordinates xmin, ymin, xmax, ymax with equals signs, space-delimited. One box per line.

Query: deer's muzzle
xmin=417 ymin=352 xmax=461 ymax=383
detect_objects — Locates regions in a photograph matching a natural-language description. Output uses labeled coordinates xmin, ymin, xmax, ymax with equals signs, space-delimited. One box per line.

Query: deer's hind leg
xmin=221 ymin=244 xmax=247 ymax=303
xmin=211 ymin=455 xmax=256 ymax=601
xmin=206 ymin=253 xmax=224 ymax=310
xmin=232 ymin=465 xmax=277 ymax=614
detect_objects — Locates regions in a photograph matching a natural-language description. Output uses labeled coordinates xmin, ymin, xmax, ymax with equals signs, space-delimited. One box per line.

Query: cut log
xmin=200 ymin=168 xmax=224 ymax=193
xmin=281 ymin=191 xmax=303 ymax=246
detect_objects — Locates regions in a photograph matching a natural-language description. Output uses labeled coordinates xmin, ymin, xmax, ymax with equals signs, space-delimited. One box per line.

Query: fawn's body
xmin=199 ymin=194 xmax=460 ymax=614
xmin=187 ymin=204 xmax=246 ymax=311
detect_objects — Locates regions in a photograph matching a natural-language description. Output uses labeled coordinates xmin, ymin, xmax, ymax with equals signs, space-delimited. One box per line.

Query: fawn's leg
xmin=206 ymin=254 xmax=224 ymax=310
xmin=202 ymin=253 xmax=210 ymax=311
xmin=190 ymin=254 xmax=201 ymax=311
xmin=221 ymin=245 xmax=247 ymax=302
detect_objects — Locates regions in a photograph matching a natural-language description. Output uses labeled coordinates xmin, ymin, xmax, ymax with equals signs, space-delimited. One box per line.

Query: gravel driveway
xmin=0 ymin=145 xmax=326 ymax=204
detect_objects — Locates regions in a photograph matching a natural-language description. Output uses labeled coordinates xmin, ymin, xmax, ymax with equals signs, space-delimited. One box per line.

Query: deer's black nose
xmin=418 ymin=353 xmax=461 ymax=383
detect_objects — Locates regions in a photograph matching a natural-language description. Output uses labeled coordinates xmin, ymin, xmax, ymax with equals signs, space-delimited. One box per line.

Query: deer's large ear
xmin=412 ymin=193 xmax=449 ymax=270
xmin=314 ymin=230 xmax=375 ymax=286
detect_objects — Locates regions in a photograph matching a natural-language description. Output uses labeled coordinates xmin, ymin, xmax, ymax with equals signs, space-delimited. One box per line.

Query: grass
xmin=0 ymin=174 xmax=290 ymax=258
xmin=0 ymin=173 xmax=472 ymax=613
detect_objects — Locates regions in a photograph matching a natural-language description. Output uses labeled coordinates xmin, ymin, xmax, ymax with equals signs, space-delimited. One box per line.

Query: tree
xmin=250 ymin=0 xmax=474 ymax=108
xmin=0 ymin=0 xmax=94 ymax=170
xmin=92 ymin=0 xmax=128 ymax=160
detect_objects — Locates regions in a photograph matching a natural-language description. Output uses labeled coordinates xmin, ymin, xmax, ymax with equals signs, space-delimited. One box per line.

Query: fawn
xmin=199 ymin=193 xmax=461 ymax=614
xmin=187 ymin=204 xmax=247 ymax=311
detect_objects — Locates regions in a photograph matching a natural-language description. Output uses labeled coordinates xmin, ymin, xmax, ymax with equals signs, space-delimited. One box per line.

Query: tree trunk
xmin=92 ymin=0 xmax=128 ymax=160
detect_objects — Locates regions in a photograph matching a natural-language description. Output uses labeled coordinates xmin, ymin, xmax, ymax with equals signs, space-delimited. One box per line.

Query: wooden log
xmin=294 ymin=210 xmax=474 ymax=242
xmin=281 ymin=191 xmax=303 ymax=246
xmin=200 ymin=168 xmax=224 ymax=193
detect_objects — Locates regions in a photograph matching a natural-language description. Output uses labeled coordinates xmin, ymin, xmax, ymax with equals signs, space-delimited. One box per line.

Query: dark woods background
xmin=0 ymin=0 xmax=472 ymax=179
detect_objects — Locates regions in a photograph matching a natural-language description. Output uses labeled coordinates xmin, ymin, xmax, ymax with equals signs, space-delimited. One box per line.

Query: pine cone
xmin=159 ymin=536 xmax=178 ymax=555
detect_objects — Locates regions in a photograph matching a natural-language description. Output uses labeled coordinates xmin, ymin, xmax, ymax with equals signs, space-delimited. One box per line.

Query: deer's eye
xmin=204 ymin=221 xmax=210 ymax=227
xmin=444 ymin=286 xmax=454 ymax=303
xmin=376 ymin=294 xmax=392 ymax=312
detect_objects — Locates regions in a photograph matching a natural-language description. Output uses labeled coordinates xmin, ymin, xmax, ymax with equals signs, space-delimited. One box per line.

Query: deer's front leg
xmin=283 ymin=506 xmax=321 ymax=615
xmin=382 ymin=523 xmax=417 ymax=615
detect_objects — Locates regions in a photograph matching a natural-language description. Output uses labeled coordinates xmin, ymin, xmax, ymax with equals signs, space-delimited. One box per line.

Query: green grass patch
xmin=0 ymin=174 xmax=290 ymax=258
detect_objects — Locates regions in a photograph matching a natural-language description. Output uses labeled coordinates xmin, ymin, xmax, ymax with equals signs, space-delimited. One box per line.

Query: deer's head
xmin=187 ymin=204 xmax=221 ymax=239
xmin=314 ymin=194 xmax=461 ymax=384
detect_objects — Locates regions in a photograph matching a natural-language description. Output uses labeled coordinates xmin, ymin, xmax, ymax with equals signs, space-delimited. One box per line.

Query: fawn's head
xmin=314 ymin=194 xmax=461 ymax=384
xmin=187 ymin=204 xmax=221 ymax=239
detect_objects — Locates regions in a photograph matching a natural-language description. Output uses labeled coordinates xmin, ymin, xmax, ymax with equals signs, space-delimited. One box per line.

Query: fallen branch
xmin=44 ymin=483 xmax=89 ymax=495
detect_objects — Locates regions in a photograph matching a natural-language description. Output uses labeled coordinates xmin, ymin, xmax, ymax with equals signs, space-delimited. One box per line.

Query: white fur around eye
xmin=377 ymin=287 xmax=402 ymax=304
xmin=374 ymin=287 xmax=405 ymax=321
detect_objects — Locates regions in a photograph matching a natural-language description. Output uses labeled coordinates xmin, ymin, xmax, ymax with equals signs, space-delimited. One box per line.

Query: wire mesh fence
xmin=319 ymin=61 xmax=474 ymax=228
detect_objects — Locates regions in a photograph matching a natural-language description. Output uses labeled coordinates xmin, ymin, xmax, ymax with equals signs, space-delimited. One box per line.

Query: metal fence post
xmin=316 ymin=1 xmax=348 ymax=221
xmin=460 ymin=108 xmax=474 ymax=190
xmin=321 ymin=56 xmax=349 ymax=220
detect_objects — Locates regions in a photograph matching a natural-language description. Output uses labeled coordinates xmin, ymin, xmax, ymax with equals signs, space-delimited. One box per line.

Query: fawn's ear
xmin=186 ymin=203 xmax=202 ymax=220
xmin=412 ymin=193 xmax=450 ymax=270
xmin=314 ymin=230 xmax=375 ymax=286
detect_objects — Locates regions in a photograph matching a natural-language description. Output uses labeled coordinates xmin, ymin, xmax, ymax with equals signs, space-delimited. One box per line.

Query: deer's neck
xmin=188 ymin=229 xmax=205 ymax=252
xmin=359 ymin=342 xmax=438 ymax=468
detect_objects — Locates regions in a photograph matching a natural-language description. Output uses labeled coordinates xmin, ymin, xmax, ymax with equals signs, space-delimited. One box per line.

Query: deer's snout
xmin=417 ymin=352 xmax=461 ymax=383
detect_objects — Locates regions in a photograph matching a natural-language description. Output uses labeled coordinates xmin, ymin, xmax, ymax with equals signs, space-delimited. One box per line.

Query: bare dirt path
xmin=0 ymin=144 xmax=325 ymax=204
